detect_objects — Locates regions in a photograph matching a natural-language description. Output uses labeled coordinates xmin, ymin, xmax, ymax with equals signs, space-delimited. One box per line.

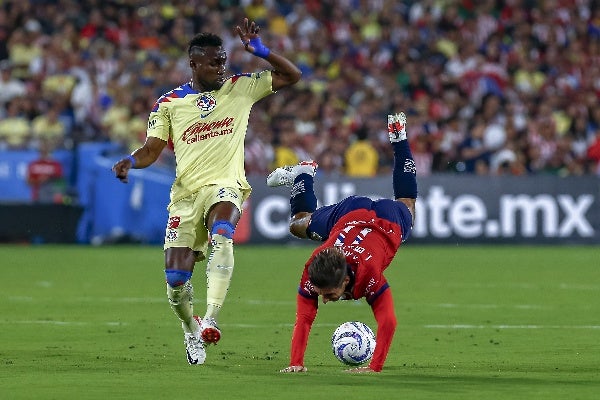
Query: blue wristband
xmin=126 ymin=155 xmax=136 ymax=168
xmin=249 ymin=37 xmax=270 ymax=59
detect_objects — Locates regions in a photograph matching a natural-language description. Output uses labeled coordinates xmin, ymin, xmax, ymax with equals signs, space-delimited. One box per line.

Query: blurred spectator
xmin=26 ymin=139 xmax=64 ymax=203
xmin=272 ymin=129 xmax=299 ymax=168
xmin=513 ymin=55 xmax=547 ymax=95
xmin=126 ymin=96 xmax=150 ymax=153
xmin=31 ymin=102 xmax=66 ymax=149
xmin=0 ymin=98 xmax=31 ymax=149
xmin=344 ymin=125 xmax=378 ymax=177
xmin=457 ymin=119 xmax=491 ymax=173
xmin=317 ymin=147 xmax=343 ymax=176
xmin=587 ymin=130 xmax=600 ymax=175
xmin=245 ymin=129 xmax=275 ymax=175
xmin=0 ymin=8 xmax=9 ymax=61
xmin=271 ymin=115 xmax=301 ymax=168
xmin=0 ymin=60 xmax=26 ymax=106
xmin=0 ymin=0 xmax=598 ymax=178
xmin=411 ymin=134 xmax=433 ymax=177
xmin=101 ymin=88 xmax=131 ymax=149
xmin=7 ymin=26 xmax=40 ymax=80
xmin=245 ymin=0 xmax=269 ymax=26
xmin=436 ymin=115 xmax=466 ymax=171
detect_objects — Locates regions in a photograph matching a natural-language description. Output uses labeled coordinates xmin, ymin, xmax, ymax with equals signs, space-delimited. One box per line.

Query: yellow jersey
xmin=147 ymin=71 xmax=274 ymax=206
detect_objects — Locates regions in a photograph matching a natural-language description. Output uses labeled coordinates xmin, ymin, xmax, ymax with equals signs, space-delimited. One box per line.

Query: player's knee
xmin=165 ymin=247 xmax=198 ymax=269
xmin=208 ymin=224 xmax=235 ymax=275
xmin=165 ymin=269 xmax=193 ymax=287
xmin=289 ymin=213 xmax=312 ymax=239
xmin=211 ymin=220 xmax=235 ymax=239
xmin=210 ymin=222 xmax=234 ymax=258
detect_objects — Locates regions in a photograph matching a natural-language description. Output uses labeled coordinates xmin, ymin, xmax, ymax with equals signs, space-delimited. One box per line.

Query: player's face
xmin=190 ymin=46 xmax=227 ymax=91
xmin=315 ymin=276 xmax=350 ymax=304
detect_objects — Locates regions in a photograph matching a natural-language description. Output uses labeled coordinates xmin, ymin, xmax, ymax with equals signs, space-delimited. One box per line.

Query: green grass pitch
xmin=0 ymin=244 xmax=599 ymax=399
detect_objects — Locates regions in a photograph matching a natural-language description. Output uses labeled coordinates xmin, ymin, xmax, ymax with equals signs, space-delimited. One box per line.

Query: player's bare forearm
xmin=112 ymin=137 xmax=166 ymax=183
xmin=130 ymin=140 xmax=165 ymax=168
xmin=267 ymin=52 xmax=302 ymax=91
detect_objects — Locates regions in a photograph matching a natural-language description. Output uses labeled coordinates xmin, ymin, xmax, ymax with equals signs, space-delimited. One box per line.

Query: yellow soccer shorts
xmin=163 ymin=185 xmax=249 ymax=260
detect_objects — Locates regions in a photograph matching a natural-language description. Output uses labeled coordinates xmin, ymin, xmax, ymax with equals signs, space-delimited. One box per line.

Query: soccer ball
xmin=331 ymin=321 xmax=376 ymax=366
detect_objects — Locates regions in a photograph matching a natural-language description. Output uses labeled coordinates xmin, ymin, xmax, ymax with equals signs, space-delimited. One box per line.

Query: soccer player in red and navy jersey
xmin=112 ymin=18 xmax=301 ymax=365
xmin=267 ymin=113 xmax=417 ymax=373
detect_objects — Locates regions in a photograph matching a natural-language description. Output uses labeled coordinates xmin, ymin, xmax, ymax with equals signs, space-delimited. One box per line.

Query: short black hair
xmin=188 ymin=32 xmax=223 ymax=56
xmin=308 ymin=247 xmax=347 ymax=289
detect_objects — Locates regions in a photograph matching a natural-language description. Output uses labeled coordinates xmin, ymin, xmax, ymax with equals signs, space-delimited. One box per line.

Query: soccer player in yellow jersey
xmin=112 ymin=18 xmax=301 ymax=365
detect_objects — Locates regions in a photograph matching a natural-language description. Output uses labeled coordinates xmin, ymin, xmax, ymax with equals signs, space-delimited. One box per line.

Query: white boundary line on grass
xmin=2 ymin=320 xmax=600 ymax=330
xmin=1 ymin=320 xmax=128 ymax=326
xmin=428 ymin=282 xmax=600 ymax=291
xmin=5 ymin=296 xmax=583 ymax=308
xmin=424 ymin=324 xmax=600 ymax=329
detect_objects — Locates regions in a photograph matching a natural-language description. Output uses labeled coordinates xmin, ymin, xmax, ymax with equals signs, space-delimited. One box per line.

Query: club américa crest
xmin=197 ymin=93 xmax=217 ymax=117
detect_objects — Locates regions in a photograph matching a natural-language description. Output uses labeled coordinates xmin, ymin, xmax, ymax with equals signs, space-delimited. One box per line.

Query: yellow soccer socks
xmin=204 ymin=233 xmax=234 ymax=319
xmin=166 ymin=276 xmax=197 ymax=334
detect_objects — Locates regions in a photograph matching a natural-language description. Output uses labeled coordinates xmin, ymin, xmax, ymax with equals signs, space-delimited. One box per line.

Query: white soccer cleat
xmin=200 ymin=316 xmax=222 ymax=344
xmin=266 ymin=165 xmax=294 ymax=187
xmin=184 ymin=333 xmax=206 ymax=365
xmin=388 ymin=112 xmax=407 ymax=142
xmin=266 ymin=161 xmax=318 ymax=187
xmin=184 ymin=316 xmax=206 ymax=365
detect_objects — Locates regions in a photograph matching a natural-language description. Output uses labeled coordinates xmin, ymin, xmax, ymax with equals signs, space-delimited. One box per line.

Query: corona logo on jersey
xmin=196 ymin=93 xmax=217 ymax=117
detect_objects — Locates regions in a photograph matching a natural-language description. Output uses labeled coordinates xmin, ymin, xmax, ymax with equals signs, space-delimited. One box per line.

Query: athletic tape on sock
xmin=211 ymin=220 xmax=235 ymax=239
xmin=165 ymin=269 xmax=192 ymax=287
xmin=249 ymin=37 xmax=270 ymax=58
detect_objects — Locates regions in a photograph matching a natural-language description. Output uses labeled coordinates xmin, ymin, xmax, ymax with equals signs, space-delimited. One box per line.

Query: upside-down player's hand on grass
xmin=344 ymin=366 xmax=378 ymax=374
xmin=279 ymin=365 xmax=307 ymax=373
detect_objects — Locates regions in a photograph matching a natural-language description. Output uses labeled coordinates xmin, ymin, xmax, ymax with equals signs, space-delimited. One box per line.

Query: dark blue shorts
xmin=307 ymin=196 xmax=413 ymax=242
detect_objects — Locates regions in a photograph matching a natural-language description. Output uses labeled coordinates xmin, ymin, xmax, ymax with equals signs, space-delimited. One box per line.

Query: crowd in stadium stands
xmin=1 ymin=0 xmax=600 ymax=178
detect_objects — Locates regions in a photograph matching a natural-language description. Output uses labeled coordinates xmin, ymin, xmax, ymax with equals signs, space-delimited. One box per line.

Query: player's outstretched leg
xmin=388 ymin=112 xmax=417 ymax=219
xmin=268 ymin=161 xmax=319 ymax=239
xmin=202 ymin=221 xmax=235 ymax=345
xmin=266 ymin=160 xmax=318 ymax=187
